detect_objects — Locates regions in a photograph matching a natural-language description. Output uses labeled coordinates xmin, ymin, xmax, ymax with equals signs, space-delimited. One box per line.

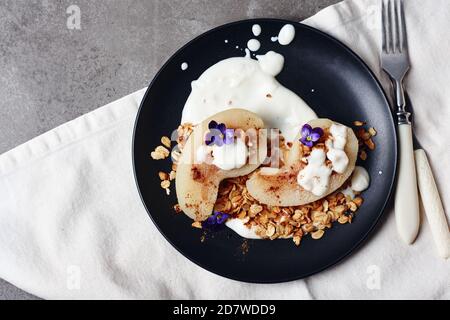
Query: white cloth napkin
xmin=1 ymin=0 xmax=449 ymax=299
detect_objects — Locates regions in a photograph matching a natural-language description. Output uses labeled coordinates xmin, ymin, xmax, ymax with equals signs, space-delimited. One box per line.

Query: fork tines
xmin=382 ymin=0 xmax=407 ymax=54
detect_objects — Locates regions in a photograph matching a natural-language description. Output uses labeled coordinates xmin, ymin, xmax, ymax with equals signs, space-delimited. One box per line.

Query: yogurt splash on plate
xmin=252 ymin=24 xmax=261 ymax=36
xmin=181 ymin=51 xmax=317 ymax=142
xmin=270 ymin=24 xmax=296 ymax=45
xmin=277 ymin=24 xmax=296 ymax=45
xmin=247 ymin=39 xmax=261 ymax=52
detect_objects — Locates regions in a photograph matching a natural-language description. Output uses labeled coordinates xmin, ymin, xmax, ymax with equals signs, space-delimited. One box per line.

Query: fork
xmin=381 ymin=0 xmax=420 ymax=244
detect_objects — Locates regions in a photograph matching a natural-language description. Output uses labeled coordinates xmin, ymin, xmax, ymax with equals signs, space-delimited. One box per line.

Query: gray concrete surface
xmin=0 ymin=0 xmax=340 ymax=300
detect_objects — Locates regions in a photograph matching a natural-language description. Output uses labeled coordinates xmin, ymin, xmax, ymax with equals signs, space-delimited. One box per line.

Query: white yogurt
xmin=181 ymin=62 xmax=188 ymax=71
xmin=341 ymin=186 xmax=355 ymax=199
xmin=339 ymin=166 xmax=370 ymax=200
xmin=297 ymin=124 xmax=350 ymax=195
xmin=351 ymin=166 xmax=370 ymax=192
xmin=326 ymin=124 xmax=349 ymax=174
xmin=297 ymin=149 xmax=332 ymax=196
xmin=252 ymin=24 xmax=261 ymax=36
xmin=211 ymin=138 xmax=248 ymax=170
xmin=181 ymin=51 xmax=317 ymax=142
xmin=256 ymin=51 xmax=284 ymax=76
xmin=225 ymin=219 xmax=261 ymax=239
xmin=247 ymin=39 xmax=261 ymax=52
xmin=277 ymin=24 xmax=296 ymax=45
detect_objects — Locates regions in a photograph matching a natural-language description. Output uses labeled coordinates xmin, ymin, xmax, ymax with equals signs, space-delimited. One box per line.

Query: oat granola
xmin=155 ymin=121 xmax=375 ymax=247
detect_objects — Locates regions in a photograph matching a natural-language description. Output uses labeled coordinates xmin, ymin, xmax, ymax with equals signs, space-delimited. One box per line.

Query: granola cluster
xmin=152 ymin=121 xmax=374 ymax=247
xmin=153 ymin=124 xmax=194 ymax=195
xmin=353 ymin=121 xmax=377 ymax=161
xmin=213 ymin=175 xmax=363 ymax=245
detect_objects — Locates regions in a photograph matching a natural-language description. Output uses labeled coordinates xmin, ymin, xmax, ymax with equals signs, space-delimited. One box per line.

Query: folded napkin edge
xmin=0 ymin=88 xmax=146 ymax=178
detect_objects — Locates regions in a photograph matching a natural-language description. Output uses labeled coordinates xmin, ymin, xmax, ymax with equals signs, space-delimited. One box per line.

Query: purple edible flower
xmin=205 ymin=120 xmax=234 ymax=146
xmin=299 ymin=124 xmax=324 ymax=147
xmin=202 ymin=211 xmax=230 ymax=228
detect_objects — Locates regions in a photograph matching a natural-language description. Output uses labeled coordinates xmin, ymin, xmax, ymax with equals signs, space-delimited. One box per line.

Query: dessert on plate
xmin=151 ymin=50 xmax=375 ymax=246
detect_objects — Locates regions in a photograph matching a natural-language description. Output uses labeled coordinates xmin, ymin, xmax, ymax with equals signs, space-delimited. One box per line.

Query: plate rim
xmin=132 ymin=18 xmax=398 ymax=283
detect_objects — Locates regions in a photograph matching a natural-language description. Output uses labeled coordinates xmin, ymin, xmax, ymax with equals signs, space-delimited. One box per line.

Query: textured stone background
xmin=0 ymin=0 xmax=339 ymax=300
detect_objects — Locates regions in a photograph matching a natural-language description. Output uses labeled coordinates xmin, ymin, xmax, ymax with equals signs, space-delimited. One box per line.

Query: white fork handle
xmin=414 ymin=149 xmax=450 ymax=259
xmin=395 ymin=124 xmax=420 ymax=244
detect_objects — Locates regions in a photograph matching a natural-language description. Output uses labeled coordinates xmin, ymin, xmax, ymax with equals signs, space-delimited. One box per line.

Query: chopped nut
xmin=324 ymin=214 xmax=331 ymax=225
xmin=292 ymin=210 xmax=302 ymax=221
xmin=311 ymin=210 xmax=326 ymax=221
xmin=364 ymin=138 xmax=376 ymax=150
xmin=151 ymin=151 xmax=164 ymax=160
xmin=156 ymin=145 xmax=170 ymax=156
xmin=323 ymin=200 xmax=329 ymax=212
xmin=293 ymin=235 xmax=301 ymax=246
xmin=259 ymin=214 xmax=268 ymax=225
xmin=368 ymin=127 xmax=377 ymax=136
xmin=266 ymin=224 xmax=276 ymax=237
xmin=303 ymin=223 xmax=315 ymax=233
xmin=250 ymin=204 xmax=263 ymax=215
xmin=173 ymin=204 xmax=182 ymax=213
xmin=158 ymin=172 xmax=169 ymax=180
xmin=311 ymin=230 xmax=324 ymax=240
xmin=151 ymin=145 xmax=170 ymax=160
xmin=284 ymin=224 xmax=293 ymax=236
xmin=169 ymin=170 xmax=176 ymax=181
xmin=161 ymin=136 xmax=171 ymax=148
xmin=353 ymin=120 xmax=366 ymax=127
xmin=353 ymin=197 xmax=364 ymax=207
xmin=338 ymin=215 xmax=349 ymax=224
xmin=276 ymin=224 xmax=285 ymax=235
xmin=333 ymin=205 xmax=346 ymax=214
xmin=348 ymin=201 xmax=358 ymax=212
xmin=160 ymin=180 xmax=170 ymax=189
xmin=192 ymin=221 xmax=202 ymax=229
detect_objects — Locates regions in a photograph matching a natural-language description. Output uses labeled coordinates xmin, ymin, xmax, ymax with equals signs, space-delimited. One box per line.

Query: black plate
xmin=133 ymin=19 xmax=397 ymax=283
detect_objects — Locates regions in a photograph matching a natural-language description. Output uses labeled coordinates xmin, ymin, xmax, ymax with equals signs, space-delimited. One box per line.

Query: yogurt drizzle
xmin=326 ymin=124 xmax=349 ymax=174
xmin=212 ymin=138 xmax=248 ymax=170
xmin=277 ymin=24 xmax=296 ymax=45
xmin=297 ymin=149 xmax=332 ymax=196
xmin=181 ymin=51 xmax=317 ymax=142
xmin=252 ymin=24 xmax=261 ymax=36
xmin=297 ymin=124 xmax=349 ymax=196
xmin=247 ymin=39 xmax=261 ymax=52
